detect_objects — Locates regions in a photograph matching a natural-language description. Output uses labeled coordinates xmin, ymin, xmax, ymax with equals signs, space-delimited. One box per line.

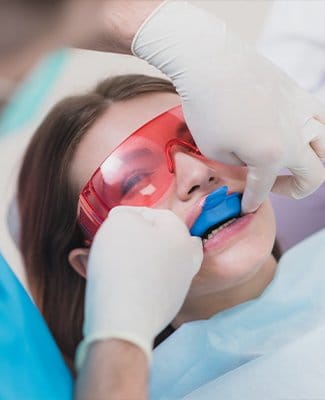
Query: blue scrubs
xmin=150 ymin=229 xmax=325 ymax=400
xmin=0 ymin=49 xmax=72 ymax=398
xmin=0 ymin=253 xmax=73 ymax=400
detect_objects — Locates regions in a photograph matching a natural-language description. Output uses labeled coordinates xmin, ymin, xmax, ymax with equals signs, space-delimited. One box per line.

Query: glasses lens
xmin=79 ymin=105 xmax=199 ymax=241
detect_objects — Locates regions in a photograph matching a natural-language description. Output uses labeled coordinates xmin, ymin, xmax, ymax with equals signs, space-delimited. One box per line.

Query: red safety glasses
xmin=78 ymin=105 xmax=203 ymax=244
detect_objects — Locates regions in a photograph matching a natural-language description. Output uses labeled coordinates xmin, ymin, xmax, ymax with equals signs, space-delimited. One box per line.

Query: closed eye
xmin=121 ymin=171 xmax=153 ymax=196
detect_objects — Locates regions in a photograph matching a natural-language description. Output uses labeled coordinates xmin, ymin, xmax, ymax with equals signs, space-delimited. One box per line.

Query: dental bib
xmin=150 ymin=229 xmax=325 ymax=400
xmin=190 ymin=186 xmax=242 ymax=237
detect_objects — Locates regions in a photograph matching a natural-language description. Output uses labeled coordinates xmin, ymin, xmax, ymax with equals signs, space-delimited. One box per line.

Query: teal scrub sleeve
xmin=0 ymin=253 xmax=73 ymax=400
xmin=0 ymin=49 xmax=67 ymax=137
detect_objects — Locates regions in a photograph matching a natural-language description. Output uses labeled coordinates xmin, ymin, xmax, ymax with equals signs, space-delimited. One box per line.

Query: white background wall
xmin=0 ymin=0 xmax=271 ymax=286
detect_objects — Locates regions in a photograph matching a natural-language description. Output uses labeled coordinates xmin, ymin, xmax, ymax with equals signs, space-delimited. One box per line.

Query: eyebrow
xmin=121 ymin=147 xmax=155 ymax=163
xmin=119 ymin=122 xmax=190 ymax=162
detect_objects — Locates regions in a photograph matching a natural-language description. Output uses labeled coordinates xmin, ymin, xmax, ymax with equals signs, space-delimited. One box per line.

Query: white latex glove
xmin=132 ymin=1 xmax=325 ymax=213
xmin=76 ymin=206 xmax=203 ymax=368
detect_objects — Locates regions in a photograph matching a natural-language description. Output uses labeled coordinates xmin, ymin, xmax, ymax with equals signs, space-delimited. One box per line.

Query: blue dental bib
xmin=190 ymin=186 xmax=242 ymax=237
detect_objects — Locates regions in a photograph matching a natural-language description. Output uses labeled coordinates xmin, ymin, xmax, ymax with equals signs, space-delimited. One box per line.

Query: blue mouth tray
xmin=190 ymin=186 xmax=242 ymax=237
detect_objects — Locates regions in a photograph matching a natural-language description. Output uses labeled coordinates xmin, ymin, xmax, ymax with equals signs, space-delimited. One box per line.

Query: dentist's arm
xmin=75 ymin=340 xmax=148 ymax=400
xmin=74 ymin=207 xmax=203 ymax=400
xmin=78 ymin=1 xmax=163 ymax=54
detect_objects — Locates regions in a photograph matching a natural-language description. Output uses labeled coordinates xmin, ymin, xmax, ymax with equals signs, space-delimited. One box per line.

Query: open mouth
xmin=189 ymin=186 xmax=242 ymax=239
xmin=200 ymin=217 xmax=238 ymax=241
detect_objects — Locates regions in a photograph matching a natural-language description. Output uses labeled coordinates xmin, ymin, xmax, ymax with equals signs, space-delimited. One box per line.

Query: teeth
xmin=204 ymin=218 xmax=237 ymax=242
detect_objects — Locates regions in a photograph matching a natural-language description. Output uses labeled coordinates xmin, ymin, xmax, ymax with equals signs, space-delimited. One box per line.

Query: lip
xmin=202 ymin=213 xmax=254 ymax=252
xmin=185 ymin=196 xmax=208 ymax=229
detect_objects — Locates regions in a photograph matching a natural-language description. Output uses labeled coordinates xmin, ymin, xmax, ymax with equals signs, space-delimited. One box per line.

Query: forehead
xmin=70 ymin=91 xmax=180 ymax=192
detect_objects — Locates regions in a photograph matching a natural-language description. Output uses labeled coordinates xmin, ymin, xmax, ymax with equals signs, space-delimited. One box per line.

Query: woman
xmin=17 ymin=74 xmax=281 ymax=371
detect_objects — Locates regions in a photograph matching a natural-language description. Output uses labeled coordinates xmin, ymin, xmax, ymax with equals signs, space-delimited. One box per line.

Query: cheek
xmin=153 ymin=181 xmax=180 ymax=212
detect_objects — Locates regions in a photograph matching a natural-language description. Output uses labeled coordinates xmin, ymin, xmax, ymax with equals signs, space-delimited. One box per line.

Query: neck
xmin=172 ymin=256 xmax=277 ymax=328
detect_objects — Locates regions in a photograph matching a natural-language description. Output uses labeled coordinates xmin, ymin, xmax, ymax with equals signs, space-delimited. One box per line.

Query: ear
xmin=68 ymin=248 xmax=90 ymax=279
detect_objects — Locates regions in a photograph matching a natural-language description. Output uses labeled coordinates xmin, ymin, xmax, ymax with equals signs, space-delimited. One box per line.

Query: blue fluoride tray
xmin=190 ymin=186 xmax=242 ymax=237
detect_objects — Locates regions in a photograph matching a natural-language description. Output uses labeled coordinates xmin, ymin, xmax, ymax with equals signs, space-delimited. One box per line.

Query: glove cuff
xmin=131 ymin=0 xmax=169 ymax=56
xmin=132 ymin=1 xmax=226 ymax=62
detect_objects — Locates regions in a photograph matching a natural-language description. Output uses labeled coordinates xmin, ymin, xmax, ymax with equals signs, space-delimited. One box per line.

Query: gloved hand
xmin=76 ymin=206 xmax=203 ymax=368
xmin=132 ymin=1 xmax=325 ymax=213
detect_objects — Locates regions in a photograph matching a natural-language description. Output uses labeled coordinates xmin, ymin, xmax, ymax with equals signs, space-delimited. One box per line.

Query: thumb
xmin=189 ymin=237 xmax=203 ymax=275
xmin=242 ymin=165 xmax=277 ymax=214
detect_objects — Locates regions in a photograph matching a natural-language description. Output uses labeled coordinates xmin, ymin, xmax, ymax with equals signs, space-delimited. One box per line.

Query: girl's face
xmin=70 ymin=92 xmax=276 ymax=297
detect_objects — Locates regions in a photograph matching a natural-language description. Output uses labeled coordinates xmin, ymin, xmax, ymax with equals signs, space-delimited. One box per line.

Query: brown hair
xmin=17 ymin=74 xmax=177 ymax=369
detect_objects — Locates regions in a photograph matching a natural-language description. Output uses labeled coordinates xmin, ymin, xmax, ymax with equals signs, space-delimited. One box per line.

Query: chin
xmin=189 ymin=227 xmax=276 ymax=296
xmin=194 ymin=199 xmax=276 ymax=292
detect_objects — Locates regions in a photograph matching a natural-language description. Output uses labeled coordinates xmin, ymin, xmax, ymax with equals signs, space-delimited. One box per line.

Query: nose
xmin=173 ymin=152 xmax=219 ymax=201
